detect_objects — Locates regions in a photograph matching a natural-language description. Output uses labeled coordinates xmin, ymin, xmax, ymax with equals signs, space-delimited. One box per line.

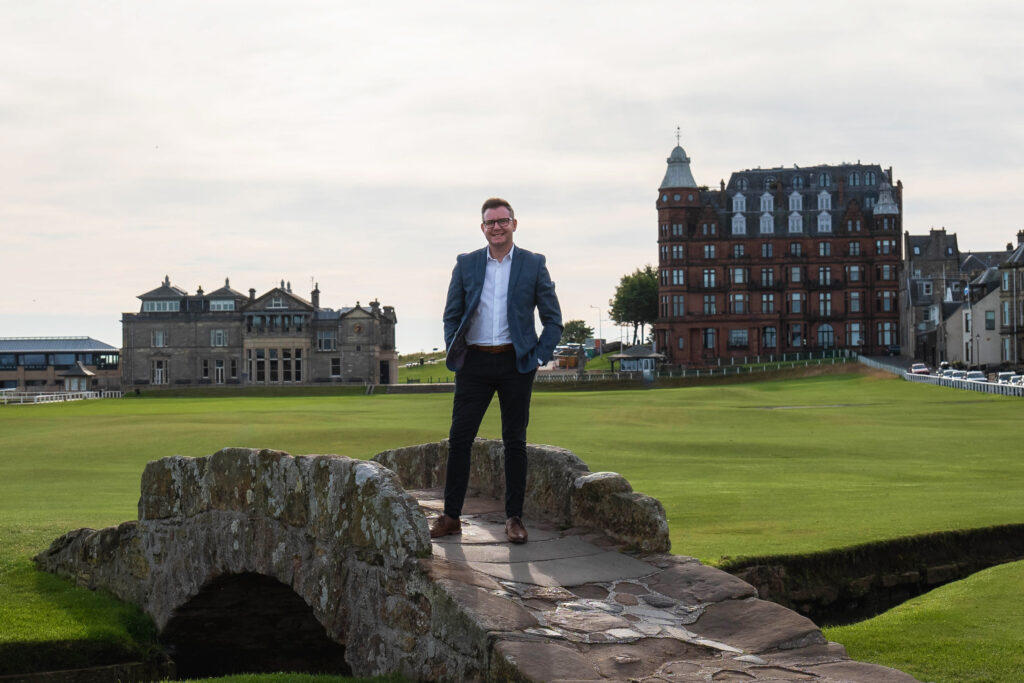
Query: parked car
xmin=940 ymin=369 xmax=956 ymax=378
xmin=965 ymin=370 xmax=987 ymax=382
xmin=951 ymin=370 xmax=968 ymax=379
xmin=910 ymin=363 xmax=930 ymax=375
xmin=996 ymin=371 xmax=1016 ymax=384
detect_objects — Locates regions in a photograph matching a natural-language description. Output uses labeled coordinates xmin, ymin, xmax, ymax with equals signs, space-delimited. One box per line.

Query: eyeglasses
xmin=483 ymin=218 xmax=513 ymax=228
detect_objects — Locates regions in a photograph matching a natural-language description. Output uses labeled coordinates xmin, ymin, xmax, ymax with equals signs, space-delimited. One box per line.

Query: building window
xmin=817 ymin=211 xmax=832 ymax=233
xmin=760 ymin=213 xmax=773 ymax=234
xmin=214 ymin=359 xmax=225 ymax=384
xmin=678 ymin=336 xmax=685 ymax=350
xmin=920 ymin=281 xmax=933 ymax=296
xmin=733 ymin=244 xmax=745 ymax=258
xmin=703 ymin=328 xmax=716 ymax=349
xmin=877 ymin=322 xmax=897 ymax=345
xmin=817 ymin=191 xmax=831 ymax=211
xmin=790 ymin=323 xmax=803 ymax=347
xmin=737 ymin=178 xmax=749 ymax=191
xmin=848 ymin=265 xmax=863 ymax=282
xmin=819 ymin=173 xmax=831 ymax=187
xmin=819 ymin=242 xmax=831 ymax=256
xmin=703 ymin=295 xmax=717 ymax=315
xmin=672 ymin=245 xmax=684 ymax=260
xmin=1003 ymin=301 xmax=1011 ymax=326
xmin=946 ymin=246 xmax=954 ymax=256
xmin=793 ymin=176 xmax=805 ymax=189
xmin=876 ymin=239 xmax=897 ymax=254
xmin=788 ymin=212 xmax=803 ymax=233
xmin=660 ymin=245 xmax=668 ymax=262
xmin=817 ymin=323 xmax=835 ymax=348
xmin=704 ymin=244 xmax=716 ymax=259
xmin=865 ymin=171 xmax=876 ymax=185
xmin=788 ymin=192 xmax=802 ymax=211
xmin=210 ymin=299 xmax=235 ymax=311
xmin=849 ymin=242 xmax=861 ymax=256
xmin=294 ymin=349 xmax=302 ymax=382
xmin=230 ymin=359 xmax=237 ymax=379
xmin=660 ymin=295 xmax=668 ymax=317
xmin=142 ymin=300 xmax=180 ymax=312
xmin=761 ymin=242 xmax=773 ymax=258
xmin=987 ymin=310 xmax=996 ymax=330
xmin=730 ymin=293 xmax=748 ymax=314
xmin=1004 ymin=338 xmax=1012 ymax=362
xmin=202 ymin=359 xmax=210 ymax=379
xmin=878 ymin=264 xmax=895 ymax=280
xmin=818 ymin=292 xmax=832 ymax=316
xmin=673 ymin=295 xmax=685 ymax=316
xmin=660 ymin=270 xmax=668 ymax=286
xmin=790 ymin=292 xmax=804 ymax=313
xmin=761 ymin=268 xmax=774 ymax=287
xmin=672 ymin=269 xmax=684 ymax=285
xmin=152 ymin=359 xmax=168 ymax=384
xmin=848 ymin=322 xmax=864 ymax=346
xmin=848 ymin=172 xmax=860 ymax=187
xmin=732 ymin=214 xmax=747 ymax=235
xmin=672 ymin=223 xmax=684 ymax=236
xmin=702 ymin=269 xmax=717 ymax=288
xmin=764 ymin=326 xmax=777 ymax=348
xmin=864 ymin=196 xmax=875 ymax=209
xmin=317 ymin=330 xmax=337 ymax=351
xmin=270 ymin=296 xmax=285 ymax=308
xmin=760 ymin=193 xmax=773 ymax=212
xmin=790 ymin=242 xmax=802 ymax=257
xmin=211 ymin=329 xmax=228 ymax=347
xmin=702 ymin=222 xmax=717 ymax=235
xmin=1003 ymin=272 xmax=1011 ymax=291
xmin=818 ymin=266 xmax=832 ymax=285
xmin=913 ymin=245 xmax=922 ymax=256
xmin=732 ymin=267 xmax=747 ymax=284
xmin=878 ymin=291 xmax=896 ymax=312
xmin=732 ymin=194 xmax=746 ymax=212
xmin=152 ymin=330 xmax=167 ymax=347
xmin=728 ymin=329 xmax=749 ymax=349
xmin=761 ymin=293 xmax=775 ymax=313
xmin=790 ymin=266 xmax=802 ymax=283
xmin=850 ymin=291 xmax=863 ymax=313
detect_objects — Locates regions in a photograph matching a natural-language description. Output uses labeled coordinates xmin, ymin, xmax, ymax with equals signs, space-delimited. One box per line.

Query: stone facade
xmin=902 ymin=228 xmax=961 ymax=366
xmin=121 ymin=277 xmax=397 ymax=388
xmin=998 ymin=231 xmax=1024 ymax=366
xmin=655 ymin=145 xmax=903 ymax=365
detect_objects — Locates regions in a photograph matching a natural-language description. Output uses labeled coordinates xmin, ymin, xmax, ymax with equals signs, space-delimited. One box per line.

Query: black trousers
xmin=445 ymin=348 xmax=536 ymax=519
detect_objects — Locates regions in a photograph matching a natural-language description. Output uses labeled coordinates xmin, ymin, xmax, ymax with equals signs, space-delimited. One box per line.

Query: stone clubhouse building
xmin=121 ymin=277 xmax=398 ymax=389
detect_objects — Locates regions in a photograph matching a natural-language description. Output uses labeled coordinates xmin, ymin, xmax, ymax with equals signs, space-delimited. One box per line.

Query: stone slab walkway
xmin=414 ymin=488 xmax=920 ymax=683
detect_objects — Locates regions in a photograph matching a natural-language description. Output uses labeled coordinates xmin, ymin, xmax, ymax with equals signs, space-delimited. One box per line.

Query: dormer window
xmin=817 ymin=212 xmax=832 ymax=233
xmin=788 ymin=191 xmax=802 ymax=211
xmin=732 ymin=214 xmax=747 ymax=235
xmin=760 ymin=192 xmax=773 ymax=212
xmin=270 ymin=296 xmax=284 ymax=308
xmin=819 ymin=172 xmax=831 ymax=187
xmin=848 ymin=172 xmax=860 ymax=186
xmin=763 ymin=176 xmax=775 ymax=190
xmin=865 ymin=171 xmax=877 ymax=185
xmin=737 ymin=177 xmax=749 ymax=191
xmin=210 ymin=299 xmax=235 ymax=311
xmin=788 ymin=212 xmax=803 ymax=233
xmin=142 ymin=300 xmax=180 ymax=312
xmin=817 ymin=191 xmax=831 ymax=211
xmin=793 ymin=176 xmax=805 ymax=189
xmin=732 ymin=193 xmax=746 ymax=213
xmin=760 ymin=213 xmax=773 ymax=234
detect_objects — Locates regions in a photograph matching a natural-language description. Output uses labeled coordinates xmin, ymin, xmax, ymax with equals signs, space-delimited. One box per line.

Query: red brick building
xmin=654 ymin=145 xmax=903 ymax=366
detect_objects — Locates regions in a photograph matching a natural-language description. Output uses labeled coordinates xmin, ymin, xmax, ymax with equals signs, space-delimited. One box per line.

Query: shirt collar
xmin=486 ymin=244 xmax=515 ymax=263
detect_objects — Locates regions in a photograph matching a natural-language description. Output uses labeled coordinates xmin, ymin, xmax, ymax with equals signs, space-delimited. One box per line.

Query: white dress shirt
xmin=465 ymin=246 xmax=514 ymax=345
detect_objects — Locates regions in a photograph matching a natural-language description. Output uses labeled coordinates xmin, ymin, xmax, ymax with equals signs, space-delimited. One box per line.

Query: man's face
xmin=481 ymin=206 xmax=517 ymax=253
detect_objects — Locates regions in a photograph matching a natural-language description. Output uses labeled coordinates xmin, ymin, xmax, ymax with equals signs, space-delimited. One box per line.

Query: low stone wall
xmin=34 ymin=448 xmax=495 ymax=679
xmin=726 ymin=523 xmax=1024 ymax=625
xmin=372 ymin=438 xmax=671 ymax=554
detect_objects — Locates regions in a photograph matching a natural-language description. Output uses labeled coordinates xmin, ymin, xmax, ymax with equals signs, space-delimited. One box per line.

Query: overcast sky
xmin=2 ymin=1 xmax=1022 ymax=353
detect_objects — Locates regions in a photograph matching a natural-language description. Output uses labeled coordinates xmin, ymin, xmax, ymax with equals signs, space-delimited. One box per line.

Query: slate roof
xmin=1005 ymin=242 xmax=1024 ymax=266
xmin=206 ymin=278 xmax=246 ymax=299
xmin=659 ymin=146 xmax=698 ymax=190
xmin=138 ymin=276 xmax=188 ymax=300
xmin=0 ymin=337 xmax=118 ymax=353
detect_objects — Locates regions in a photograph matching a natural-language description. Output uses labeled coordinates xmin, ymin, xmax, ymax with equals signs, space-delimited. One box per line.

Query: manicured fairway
xmin=1 ymin=367 xmax=1021 ymax=680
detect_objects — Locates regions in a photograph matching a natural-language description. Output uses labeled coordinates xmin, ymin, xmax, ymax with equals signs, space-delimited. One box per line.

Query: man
xmin=431 ymin=197 xmax=562 ymax=544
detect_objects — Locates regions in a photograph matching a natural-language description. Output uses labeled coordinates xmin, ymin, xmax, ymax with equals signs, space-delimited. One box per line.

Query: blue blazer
xmin=444 ymin=246 xmax=563 ymax=373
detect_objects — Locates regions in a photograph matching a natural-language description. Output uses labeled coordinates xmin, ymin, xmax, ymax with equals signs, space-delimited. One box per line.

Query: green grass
xmin=1 ymin=367 xmax=1022 ymax=679
xmin=824 ymin=561 xmax=1024 ymax=683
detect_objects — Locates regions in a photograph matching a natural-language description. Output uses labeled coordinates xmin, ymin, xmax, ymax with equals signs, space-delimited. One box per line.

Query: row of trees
xmin=560 ymin=265 xmax=658 ymax=346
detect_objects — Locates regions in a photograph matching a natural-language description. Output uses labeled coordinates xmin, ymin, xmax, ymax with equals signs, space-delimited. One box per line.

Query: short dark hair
xmin=481 ymin=197 xmax=514 ymax=219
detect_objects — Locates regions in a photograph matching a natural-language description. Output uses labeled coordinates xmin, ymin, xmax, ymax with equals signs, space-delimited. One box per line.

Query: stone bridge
xmin=35 ymin=441 xmax=917 ymax=682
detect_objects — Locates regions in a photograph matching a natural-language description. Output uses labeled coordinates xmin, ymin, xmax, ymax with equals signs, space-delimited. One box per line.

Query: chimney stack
xmin=311 ymin=282 xmax=320 ymax=308
xmin=1018 ymin=229 xmax=1024 ymax=245
xmin=249 ymin=288 xmax=256 ymax=302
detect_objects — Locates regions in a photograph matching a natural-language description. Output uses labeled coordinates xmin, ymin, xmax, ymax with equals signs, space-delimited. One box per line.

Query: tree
xmin=560 ymin=320 xmax=594 ymax=345
xmin=609 ymin=265 xmax=658 ymax=345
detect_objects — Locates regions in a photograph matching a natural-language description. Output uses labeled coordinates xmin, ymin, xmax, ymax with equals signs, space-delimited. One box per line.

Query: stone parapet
xmin=372 ymin=439 xmax=671 ymax=553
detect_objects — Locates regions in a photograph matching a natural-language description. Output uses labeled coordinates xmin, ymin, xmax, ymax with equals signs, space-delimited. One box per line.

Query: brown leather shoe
xmin=429 ymin=514 xmax=461 ymax=539
xmin=505 ymin=516 xmax=528 ymax=544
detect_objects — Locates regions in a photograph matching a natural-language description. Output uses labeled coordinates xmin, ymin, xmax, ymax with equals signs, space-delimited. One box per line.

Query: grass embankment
xmin=1 ymin=368 xmax=1022 ymax=681
xmin=824 ymin=560 xmax=1024 ymax=683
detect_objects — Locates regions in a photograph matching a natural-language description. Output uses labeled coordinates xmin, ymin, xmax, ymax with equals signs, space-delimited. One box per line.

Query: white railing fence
xmin=1 ymin=390 xmax=123 ymax=405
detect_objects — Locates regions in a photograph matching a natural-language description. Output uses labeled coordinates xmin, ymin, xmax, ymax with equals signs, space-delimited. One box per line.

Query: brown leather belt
xmin=468 ymin=343 xmax=514 ymax=354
